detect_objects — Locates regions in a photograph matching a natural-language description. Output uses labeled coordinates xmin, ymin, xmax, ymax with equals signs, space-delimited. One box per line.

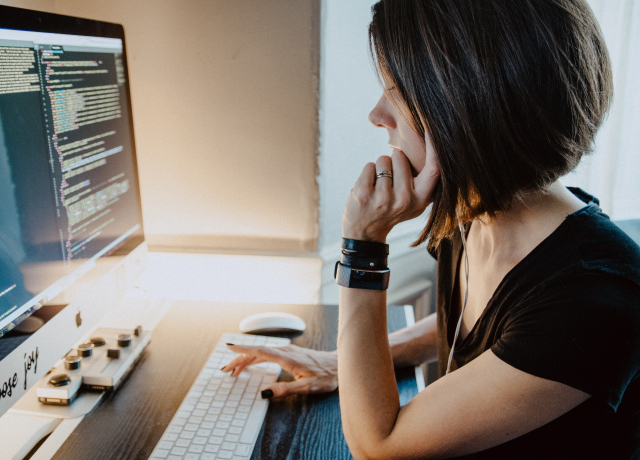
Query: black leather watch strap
xmin=342 ymin=238 xmax=389 ymax=256
xmin=340 ymin=251 xmax=388 ymax=270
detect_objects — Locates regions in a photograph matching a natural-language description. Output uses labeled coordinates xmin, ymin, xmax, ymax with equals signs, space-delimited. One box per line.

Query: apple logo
xmin=75 ymin=310 xmax=82 ymax=328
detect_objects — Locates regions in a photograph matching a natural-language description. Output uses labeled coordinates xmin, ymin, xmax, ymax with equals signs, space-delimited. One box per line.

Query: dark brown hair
xmin=369 ymin=0 xmax=613 ymax=250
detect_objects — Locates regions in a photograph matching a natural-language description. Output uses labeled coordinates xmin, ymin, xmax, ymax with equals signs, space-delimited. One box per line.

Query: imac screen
xmin=0 ymin=26 xmax=144 ymax=338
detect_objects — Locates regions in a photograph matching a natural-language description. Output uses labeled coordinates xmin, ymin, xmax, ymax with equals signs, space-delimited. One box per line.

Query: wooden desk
xmin=52 ymin=301 xmax=421 ymax=460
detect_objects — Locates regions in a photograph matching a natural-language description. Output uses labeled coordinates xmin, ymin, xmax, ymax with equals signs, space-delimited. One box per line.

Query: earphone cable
xmin=446 ymin=220 xmax=470 ymax=375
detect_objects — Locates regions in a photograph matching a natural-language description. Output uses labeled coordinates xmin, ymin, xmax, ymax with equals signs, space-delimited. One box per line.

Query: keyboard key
xmin=167 ymin=426 xmax=182 ymax=434
xmin=150 ymin=449 xmax=169 ymax=458
xmin=222 ymin=441 xmax=237 ymax=451
xmin=193 ymin=436 xmax=207 ymax=445
xmin=229 ymin=427 xmax=242 ymax=435
xmin=220 ymin=414 xmax=233 ymax=422
xmin=197 ymin=429 xmax=212 ymax=437
xmin=162 ymin=433 xmax=179 ymax=442
xmin=189 ymin=416 xmax=203 ymax=424
xmin=205 ymin=444 xmax=220 ymax=453
xmin=175 ymin=439 xmax=190 ymax=448
xmin=225 ymin=434 xmax=240 ymax=443
xmin=202 ymin=454 xmax=216 ymax=460
xmin=209 ymin=436 xmax=224 ymax=444
xmin=184 ymin=454 xmax=200 ymax=460
xmin=216 ymin=421 xmax=230 ymax=429
xmin=170 ymin=447 xmax=187 ymax=455
xmin=193 ymin=409 xmax=206 ymax=416
xmin=201 ymin=421 xmax=215 ymax=429
xmin=180 ymin=431 xmax=195 ymax=440
xmin=212 ymin=428 xmax=226 ymax=437
xmin=236 ymin=443 xmax=253 ymax=456
xmin=185 ymin=423 xmax=199 ymax=431
xmin=188 ymin=444 xmax=204 ymax=453
xmin=157 ymin=441 xmax=173 ymax=450
xmin=172 ymin=418 xmax=187 ymax=427
xmin=218 ymin=450 xmax=233 ymax=459
xmin=231 ymin=419 xmax=245 ymax=427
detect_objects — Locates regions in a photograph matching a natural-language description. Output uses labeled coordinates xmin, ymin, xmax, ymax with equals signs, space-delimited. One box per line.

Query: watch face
xmin=335 ymin=263 xmax=390 ymax=291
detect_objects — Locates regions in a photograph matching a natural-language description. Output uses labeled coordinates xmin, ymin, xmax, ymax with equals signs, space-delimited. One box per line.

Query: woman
xmin=223 ymin=0 xmax=640 ymax=458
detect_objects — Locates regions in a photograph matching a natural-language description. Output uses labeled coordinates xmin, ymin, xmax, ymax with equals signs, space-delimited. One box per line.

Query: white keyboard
xmin=149 ymin=333 xmax=290 ymax=460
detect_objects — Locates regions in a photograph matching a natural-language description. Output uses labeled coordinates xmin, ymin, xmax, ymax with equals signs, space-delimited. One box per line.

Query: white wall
xmin=0 ymin=0 xmax=53 ymax=10
xmin=1 ymin=0 xmax=321 ymax=252
xmin=562 ymin=0 xmax=640 ymax=221
xmin=317 ymin=0 xmax=435 ymax=304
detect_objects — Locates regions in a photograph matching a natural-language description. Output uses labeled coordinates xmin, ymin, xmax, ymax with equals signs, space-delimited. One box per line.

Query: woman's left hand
xmin=342 ymin=148 xmax=440 ymax=243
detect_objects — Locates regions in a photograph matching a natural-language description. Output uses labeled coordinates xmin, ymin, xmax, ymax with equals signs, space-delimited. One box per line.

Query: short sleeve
xmin=491 ymin=270 xmax=640 ymax=412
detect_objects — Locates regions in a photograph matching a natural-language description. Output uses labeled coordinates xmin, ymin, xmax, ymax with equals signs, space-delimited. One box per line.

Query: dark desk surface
xmin=52 ymin=301 xmax=420 ymax=460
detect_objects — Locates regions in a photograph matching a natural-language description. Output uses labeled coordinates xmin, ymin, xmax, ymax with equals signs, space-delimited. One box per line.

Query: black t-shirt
xmin=429 ymin=189 xmax=640 ymax=459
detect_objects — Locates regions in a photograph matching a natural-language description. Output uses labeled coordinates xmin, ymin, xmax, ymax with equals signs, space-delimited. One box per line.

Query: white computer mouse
xmin=239 ymin=312 xmax=306 ymax=334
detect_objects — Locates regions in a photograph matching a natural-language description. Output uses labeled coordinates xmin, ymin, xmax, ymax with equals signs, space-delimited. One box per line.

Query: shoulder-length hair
xmin=369 ymin=0 xmax=612 ymax=250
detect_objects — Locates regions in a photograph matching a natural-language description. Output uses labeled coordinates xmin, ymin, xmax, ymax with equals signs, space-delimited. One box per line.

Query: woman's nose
xmin=368 ymin=94 xmax=396 ymax=129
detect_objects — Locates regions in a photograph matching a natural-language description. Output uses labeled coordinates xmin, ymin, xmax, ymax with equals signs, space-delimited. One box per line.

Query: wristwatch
xmin=334 ymin=262 xmax=390 ymax=291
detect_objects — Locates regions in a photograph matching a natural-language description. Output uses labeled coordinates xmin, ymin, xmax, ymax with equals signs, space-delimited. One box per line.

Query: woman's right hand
xmin=221 ymin=343 xmax=338 ymax=398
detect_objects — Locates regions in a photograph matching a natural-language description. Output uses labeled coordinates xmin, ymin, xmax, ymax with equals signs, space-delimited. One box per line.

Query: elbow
xmin=350 ymin=449 xmax=384 ymax=460
xmin=347 ymin=439 xmax=395 ymax=460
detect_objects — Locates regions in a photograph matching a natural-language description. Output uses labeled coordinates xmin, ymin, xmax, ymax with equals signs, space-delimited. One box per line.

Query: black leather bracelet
xmin=342 ymin=238 xmax=388 ymax=257
xmin=340 ymin=250 xmax=388 ymax=270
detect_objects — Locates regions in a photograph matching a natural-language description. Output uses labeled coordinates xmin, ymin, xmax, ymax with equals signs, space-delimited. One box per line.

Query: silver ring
xmin=242 ymin=353 xmax=250 ymax=364
xmin=376 ymin=170 xmax=393 ymax=179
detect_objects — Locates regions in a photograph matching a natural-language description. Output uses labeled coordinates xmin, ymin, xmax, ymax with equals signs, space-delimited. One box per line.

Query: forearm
xmin=337 ymin=286 xmax=400 ymax=459
xmin=388 ymin=312 xmax=438 ymax=367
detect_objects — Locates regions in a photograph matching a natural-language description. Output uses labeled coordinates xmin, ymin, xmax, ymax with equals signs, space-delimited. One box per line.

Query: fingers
xmin=221 ymin=344 xmax=297 ymax=376
xmin=222 ymin=352 xmax=260 ymax=377
xmin=354 ymin=162 xmax=376 ymax=194
xmin=261 ymin=377 xmax=336 ymax=399
xmin=374 ymin=155 xmax=393 ymax=194
xmin=390 ymin=149 xmax=413 ymax=199
xmin=262 ymin=379 xmax=312 ymax=398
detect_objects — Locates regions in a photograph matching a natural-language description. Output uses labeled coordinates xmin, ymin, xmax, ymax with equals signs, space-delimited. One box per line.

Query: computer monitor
xmin=0 ymin=5 xmax=145 ymax=416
